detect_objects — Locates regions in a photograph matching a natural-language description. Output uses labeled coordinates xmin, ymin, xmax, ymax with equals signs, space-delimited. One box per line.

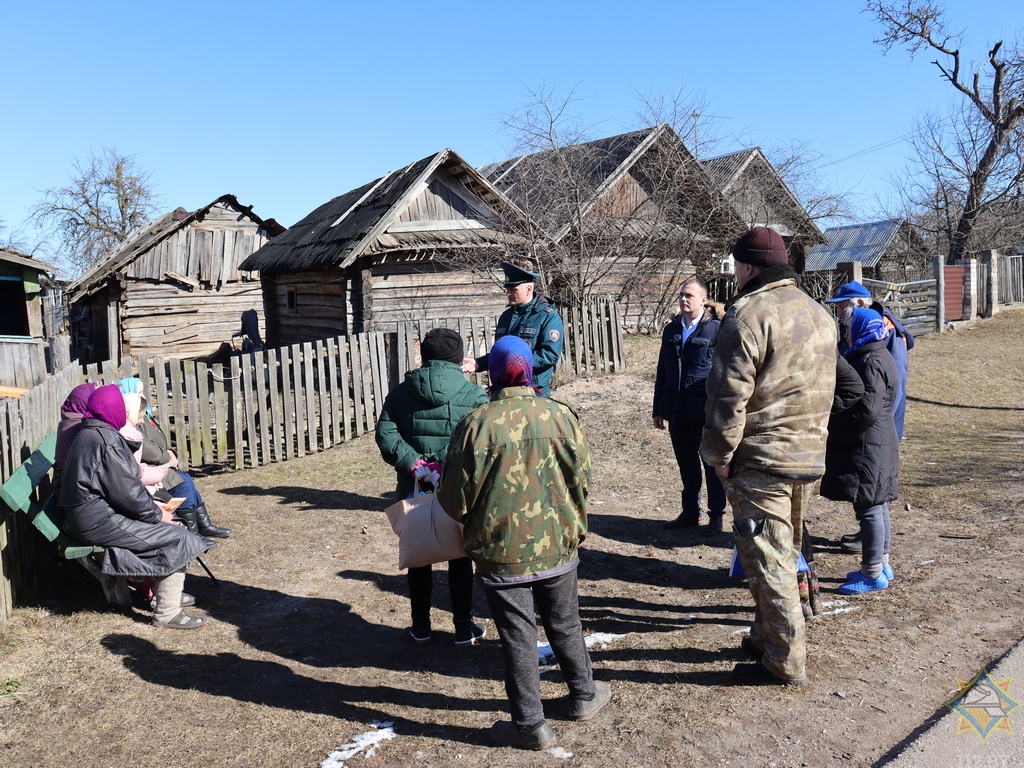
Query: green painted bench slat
xmin=0 ymin=431 xmax=129 ymax=606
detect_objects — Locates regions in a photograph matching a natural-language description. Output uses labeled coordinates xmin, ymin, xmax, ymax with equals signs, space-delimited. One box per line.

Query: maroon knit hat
xmin=87 ymin=384 xmax=128 ymax=430
xmin=732 ymin=226 xmax=789 ymax=267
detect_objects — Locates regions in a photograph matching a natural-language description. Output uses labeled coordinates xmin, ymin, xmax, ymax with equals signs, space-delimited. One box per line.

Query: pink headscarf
xmin=87 ymin=384 xmax=129 ymax=430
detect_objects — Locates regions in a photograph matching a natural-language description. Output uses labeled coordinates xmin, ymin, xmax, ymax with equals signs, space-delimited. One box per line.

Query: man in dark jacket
xmin=376 ymin=327 xmax=489 ymax=646
xmin=653 ymin=277 xmax=727 ymax=533
xmin=462 ymin=262 xmax=565 ymax=396
xmin=700 ymin=227 xmax=837 ymax=687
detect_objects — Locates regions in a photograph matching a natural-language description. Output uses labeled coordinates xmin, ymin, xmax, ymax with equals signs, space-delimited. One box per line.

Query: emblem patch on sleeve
xmin=549 ymin=329 xmax=561 ymax=342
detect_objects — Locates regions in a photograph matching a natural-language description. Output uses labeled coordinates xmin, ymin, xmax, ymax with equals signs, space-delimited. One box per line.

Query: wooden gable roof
xmin=0 ymin=248 xmax=57 ymax=276
xmin=68 ymin=194 xmax=278 ymax=302
xmin=481 ymin=123 xmax=743 ymax=249
xmin=701 ymin=148 xmax=824 ymax=244
xmin=241 ymin=149 xmax=524 ymax=276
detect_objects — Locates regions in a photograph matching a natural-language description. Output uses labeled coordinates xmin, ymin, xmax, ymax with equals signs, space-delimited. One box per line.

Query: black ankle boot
xmin=194 ymin=504 xmax=232 ymax=538
xmin=175 ymin=508 xmax=218 ymax=549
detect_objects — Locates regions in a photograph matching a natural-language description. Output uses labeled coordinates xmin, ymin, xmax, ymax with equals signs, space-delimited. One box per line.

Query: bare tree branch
xmin=32 ymin=147 xmax=161 ymax=275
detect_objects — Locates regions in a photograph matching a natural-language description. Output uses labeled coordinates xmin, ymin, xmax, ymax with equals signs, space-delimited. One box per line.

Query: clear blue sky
xmin=1 ymin=0 xmax=1020 ymax=267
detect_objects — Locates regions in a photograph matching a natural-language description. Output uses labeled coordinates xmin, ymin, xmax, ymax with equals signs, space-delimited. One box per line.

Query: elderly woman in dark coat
xmin=53 ymin=382 xmax=100 ymax=491
xmin=821 ymin=308 xmax=900 ymax=595
xmin=58 ymin=385 xmax=209 ymax=628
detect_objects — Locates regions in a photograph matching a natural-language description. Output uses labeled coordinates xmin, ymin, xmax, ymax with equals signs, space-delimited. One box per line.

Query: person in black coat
xmin=653 ymin=277 xmax=726 ymax=533
xmin=820 ymin=308 xmax=899 ymax=595
xmin=59 ymin=385 xmax=209 ymax=629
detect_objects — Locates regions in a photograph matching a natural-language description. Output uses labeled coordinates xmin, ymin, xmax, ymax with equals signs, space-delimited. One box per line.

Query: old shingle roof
xmin=68 ymin=194 xmax=275 ymax=302
xmin=240 ymin=149 xmax=517 ymax=275
xmin=700 ymin=148 xmax=759 ymax=193
xmin=804 ymin=219 xmax=905 ymax=272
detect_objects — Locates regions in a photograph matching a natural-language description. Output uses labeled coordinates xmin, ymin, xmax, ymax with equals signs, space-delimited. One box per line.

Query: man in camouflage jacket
xmin=439 ymin=336 xmax=610 ymax=749
xmin=700 ymin=227 xmax=837 ymax=687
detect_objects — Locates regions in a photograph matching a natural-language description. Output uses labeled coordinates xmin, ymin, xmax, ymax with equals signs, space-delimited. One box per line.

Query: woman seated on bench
xmin=58 ymin=384 xmax=211 ymax=629
xmin=117 ymin=378 xmax=232 ymax=540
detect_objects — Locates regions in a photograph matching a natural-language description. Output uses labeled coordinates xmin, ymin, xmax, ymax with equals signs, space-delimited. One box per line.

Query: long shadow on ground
xmin=100 ymin=633 xmax=497 ymax=745
xmin=219 ymin=484 xmax=391 ymax=511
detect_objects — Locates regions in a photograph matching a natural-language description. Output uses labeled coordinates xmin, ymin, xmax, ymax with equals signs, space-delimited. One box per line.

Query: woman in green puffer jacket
xmin=375 ymin=328 xmax=489 ymax=647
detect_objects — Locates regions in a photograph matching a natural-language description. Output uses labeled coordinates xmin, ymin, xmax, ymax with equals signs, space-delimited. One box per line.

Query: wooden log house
xmin=480 ymin=123 xmax=746 ymax=331
xmin=805 ymin=219 xmax=929 ymax=281
xmin=0 ymin=249 xmax=60 ymax=390
xmin=67 ymin=195 xmax=283 ymax=364
xmin=700 ymin=147 xmax=826 ymax=273
xmin=239 ymin=149 xmax=529 ymax=344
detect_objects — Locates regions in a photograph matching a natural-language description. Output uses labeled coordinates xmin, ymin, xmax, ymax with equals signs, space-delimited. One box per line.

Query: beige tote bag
xmin=384 ymin=480 xmax=466 ymax=569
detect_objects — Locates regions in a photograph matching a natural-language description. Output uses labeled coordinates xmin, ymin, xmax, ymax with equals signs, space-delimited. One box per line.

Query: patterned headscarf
xmin=87 ymin=384 xmax=129 ymax=430
xmin=117 ymin=377 xmax=152 ymax=419
xmin=846 ymin=307 xmax=889 ymax=355
xmin=488 ymin=336 xmax=536 ymax=395
xmin=61 ymin=382 xmax=100 ymax=417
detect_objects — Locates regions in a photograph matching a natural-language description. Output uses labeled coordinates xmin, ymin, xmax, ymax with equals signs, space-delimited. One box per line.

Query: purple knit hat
xmin=87 ymin=384 xmax=129 ymax=430
xmin=61 ymin=382 xmax=100 ymax=417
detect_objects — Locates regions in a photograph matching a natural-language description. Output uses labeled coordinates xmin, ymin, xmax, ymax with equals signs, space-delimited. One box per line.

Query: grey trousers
xmin=151 ymin=571 xmax=186 ymax=623
xmin=484 ymin=568 xmax=595 ymax=730
xmin=853 ymin=501 xmax=891 ymax=574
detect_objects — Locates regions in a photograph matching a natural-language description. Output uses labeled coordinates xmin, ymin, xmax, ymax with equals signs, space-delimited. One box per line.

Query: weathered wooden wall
xmin=0 ymin=340 xmax=48 ymax=389
xmin=261 ymin=269 xmax=353 ymax=346
xmin=122 ymin=280 xmax=265 ymax=359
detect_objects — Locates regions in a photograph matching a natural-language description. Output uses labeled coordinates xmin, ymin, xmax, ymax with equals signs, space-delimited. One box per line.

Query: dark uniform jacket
xmin=653 ymin=304 xmax=722 ymax=424
xmin=58 ymin=419 xmax=206 ymax=578
xmin=820 ymin=339 xmax=900 ymax=506
xmin=475 ymin=295 xmax=564 ymax=396
xmin=375 ymin=359 xmax=488 ymax=498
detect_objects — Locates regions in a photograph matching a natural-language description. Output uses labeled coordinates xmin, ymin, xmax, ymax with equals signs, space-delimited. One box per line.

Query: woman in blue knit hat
xmin=820 ymin=308 xmax=900 ymax=594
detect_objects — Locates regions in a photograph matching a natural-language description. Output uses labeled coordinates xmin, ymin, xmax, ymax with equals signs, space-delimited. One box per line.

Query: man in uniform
xmin=700 ymin=226 xmax=837 ymax=687
xmin=440 ymin=335 xmax=610 ymax=749
xmin=462 ymin=262 xmax=564 ymax=396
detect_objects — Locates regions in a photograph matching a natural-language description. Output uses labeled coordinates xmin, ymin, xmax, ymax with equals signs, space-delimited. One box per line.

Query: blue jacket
xmin=653 ymin=305 xmax=722 ymax=423
xmin=476 ymin=294 xmax=565 ymax=396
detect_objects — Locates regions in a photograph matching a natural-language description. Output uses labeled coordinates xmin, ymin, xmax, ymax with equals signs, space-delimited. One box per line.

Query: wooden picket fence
xmin=1 ymin=299 xmax=625 ymax=621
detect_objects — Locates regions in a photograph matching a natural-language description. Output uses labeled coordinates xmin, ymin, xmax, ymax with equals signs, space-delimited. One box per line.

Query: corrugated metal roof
xmin=700 ymin=148 xmax=757 ymax=193
xmin=481 ymin=127 xmax=661 ymax=240
xmin=804 ymin=219 xmax=904 ymax=272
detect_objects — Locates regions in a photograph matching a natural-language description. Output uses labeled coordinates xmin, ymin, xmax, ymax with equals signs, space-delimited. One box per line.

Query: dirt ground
xmin=3 ymin=309 xmax=1024 ymax=768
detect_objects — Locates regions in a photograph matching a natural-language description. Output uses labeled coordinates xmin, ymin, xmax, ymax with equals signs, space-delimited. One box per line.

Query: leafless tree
xmin=867 ymin=1 xmax=1024 ymax=262
xmin=464 ymin=85 xmax=741 ymax=331
xmin=32 ymin=147 xmax=161 ymax=274
xmin=765 ymin=139 xmax=860 ymax=226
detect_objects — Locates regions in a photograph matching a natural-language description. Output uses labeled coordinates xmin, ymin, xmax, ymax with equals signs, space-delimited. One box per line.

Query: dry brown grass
xmin=3 ymin=311 xmax=1024 ymax=767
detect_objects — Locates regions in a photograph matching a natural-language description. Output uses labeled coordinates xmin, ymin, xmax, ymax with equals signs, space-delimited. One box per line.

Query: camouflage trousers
xmin=724 ymin=466 xmax=813 ymax=681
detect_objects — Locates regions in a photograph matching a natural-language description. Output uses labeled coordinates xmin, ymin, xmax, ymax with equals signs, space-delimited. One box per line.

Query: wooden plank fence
xmin=1 ymin=299 xmax=625 ymax=622
xmin=862 ymin=278 xmax=937 ymax=336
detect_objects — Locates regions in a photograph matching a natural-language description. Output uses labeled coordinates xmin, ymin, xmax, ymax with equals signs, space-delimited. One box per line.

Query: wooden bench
xmin=0 ymin=432 xmax=132 ymax=606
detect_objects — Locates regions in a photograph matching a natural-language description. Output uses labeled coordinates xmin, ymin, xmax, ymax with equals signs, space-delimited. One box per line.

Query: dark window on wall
xmin=0 ymin=278 xmax=30 ymax=336
xmin=286 ymin=287 xmax=297 ymax=313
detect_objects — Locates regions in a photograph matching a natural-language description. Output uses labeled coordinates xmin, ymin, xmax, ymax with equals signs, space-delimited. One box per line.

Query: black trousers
xmin=407 ymin=557 xmax=475 ymax=628
xmin=668 ymin=404 xmax=726 ymax=518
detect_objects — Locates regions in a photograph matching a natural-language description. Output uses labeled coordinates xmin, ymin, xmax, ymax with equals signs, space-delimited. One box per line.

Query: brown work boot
xmin=664 ymin=512 xmax=702 ymax=529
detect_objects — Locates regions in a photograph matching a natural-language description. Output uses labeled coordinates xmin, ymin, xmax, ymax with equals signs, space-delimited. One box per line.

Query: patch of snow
xmin=818 ymin=606 xmax=860 ymax=617
xmin=731 ymin=628 xmax=751 ymax=636
xmin=584 ymin=632 xmax=627 ymax=650
xmin=539 ymin=633 xmax=627 ymax=664
xmin=821 ymin=599 xmax=850 ymax=609
xmin=321 ymin=721 xmax=396 ymax=767
xmin=548 ymin=746 xmax=574 ymax=758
